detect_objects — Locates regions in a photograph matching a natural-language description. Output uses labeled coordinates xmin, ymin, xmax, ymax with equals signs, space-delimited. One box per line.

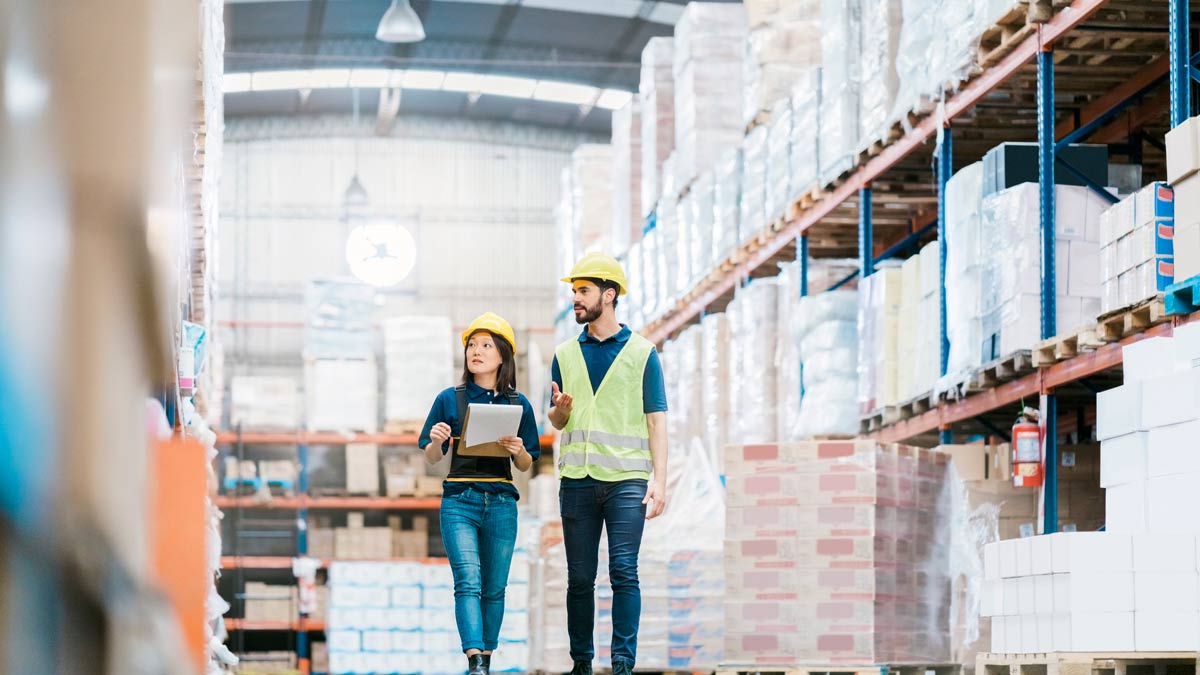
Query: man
xmin=548 ymin=252 xmax=669 ymax=675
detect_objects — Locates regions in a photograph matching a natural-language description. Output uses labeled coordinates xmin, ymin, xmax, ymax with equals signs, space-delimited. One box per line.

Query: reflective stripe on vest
xmin=556 ymin=332 xmax=655 ymax=482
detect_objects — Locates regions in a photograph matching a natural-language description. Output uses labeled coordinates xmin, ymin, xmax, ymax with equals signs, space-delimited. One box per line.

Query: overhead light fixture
xmin=478 ymin=74 xmax=537 ymax=99
xmin=348 ymin=69 xmax=392 ymax=88
xmin=376 ymin=0 xmax=426 ymax=44
xmin=595 ymin=88 xmax=634 ymax=111
xmin=441 ymin=72 xmax=486 ymax=94
xmin=343 ymin=175 xmax=369 ymax=209
xmin=533 ymin=80 xmax=596 ymax=106
xmin=401 ymin=69 xmax=444 ymax=90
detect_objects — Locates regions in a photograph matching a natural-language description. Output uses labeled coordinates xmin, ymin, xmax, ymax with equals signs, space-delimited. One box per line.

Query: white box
xmin=390 ymin=586 xmax=421 ymax=608
xmin=1068 ymin=240 xmax=1101 ymax=297
xmin=1135 ymin=571 xmax=1199 ymax=612
xmin=1015 ymin=537 xmax=1033 ymax=577
xmin=1031 ymin=536 xmax=1053 ymax=575
xmin=1019 ymin=576 xmax=1037 ymax=615
xmin=990 ymin=616 xmax=1006 ymax=653
xmin=328 ymin=629 xmax=362 ymax=652
xmin=1148 ymin=472 xmax=1200 ymax=534
xmin=1052 ymin=572 xmax=1135 ymax=613
xmin=999 ymin=538 xmax=1021 ymax=578
xmin=1123 ymin=336 xmax=1179 ymax=382
xmin=362 ymin=630 xmax=391 ymax=652
xmin=984 ymin=542 xmax=1001 ymax=580
xmin=1134 ymin=533 xmax=1199 ymax=571
xmin=1166 ymin=116 xmax=1200 ymax=184
xmin=1005 ymin=615 xmax=1022 ymax=652
xmin=1106 ymin=481 xmax=1149 ymax=534
xmin=1141 ymin=368 xmax=1200 ymax=429
xmin=1036 ymin=614 xmax=1055 ymax=653
xmin=1148 ymin=420 xmax=1200 ymax=477
xmin=1056 ymin=611 xmax=1136 ymax=651
xmin=1020 ymin=614 xmax=1039 ymax=653
xmin=1096 ymin=382 xmax=1145 ymax=441
xmin=1173 ymin=322 xmax=1200 ymax=370
xmin=981 ymin=579 xmax=1004 ymax=617
xmin=1100 ymin=432 xmax=1149 ymax=488
xmin=1003 ymin=578 xmax=1020 ymax=616
xmin=1050 ymin=532 xmax=1133 ymax=572
xmin=1135 ymin=611 xmax=1200 ymax=651
xmin=1034 ymin=574 xmax=1055 ymax=615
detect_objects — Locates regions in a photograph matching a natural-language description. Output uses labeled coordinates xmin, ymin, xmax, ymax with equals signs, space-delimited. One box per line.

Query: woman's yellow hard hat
xmin=561 ymin=252 xmax=629 ymax=296
xmin=461 ymin=312 xmax=517 ymax=355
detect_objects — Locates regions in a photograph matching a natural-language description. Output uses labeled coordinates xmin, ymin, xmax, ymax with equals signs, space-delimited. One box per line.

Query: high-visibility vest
xmin=555 ymin=334 xmax=654 ymax=482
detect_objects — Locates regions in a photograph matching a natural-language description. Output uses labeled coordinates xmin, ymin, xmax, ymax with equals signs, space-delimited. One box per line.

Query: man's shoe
xmin=612 ymin=660 xmax=634 ymax=675
xmin=568 ymin=661 xmax=593 ymax=675
xmin=468 ymin=654 xmax=488 ymax=675
xmin=481 ymin=655 xmax=491 ymax=672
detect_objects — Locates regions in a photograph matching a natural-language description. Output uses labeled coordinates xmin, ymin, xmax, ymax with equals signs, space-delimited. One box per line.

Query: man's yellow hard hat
xmin=461 ymin=312 xmax=517 ymax=355
xmin=561 ymin=252 xmax=629 ymax=296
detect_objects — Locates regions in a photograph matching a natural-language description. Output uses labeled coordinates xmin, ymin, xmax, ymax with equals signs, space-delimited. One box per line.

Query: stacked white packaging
xmin=657 ymin=195 xmax=682 ymax=305
xmin=765 ymin=98 xmax=793 ymax=222
xmin=776 ymin=262 xmax=802 ymax=441
xmin=944 ymin=163 xmax=986 ymax=382
xmin=818 ymin=0 xmax=862 ymax=186
xmin=689 ymin=173 xmax=716 ymax=290
xmin=700 ymin=313 xmax=733 ymax=472
xmin=672 ymin=3 xmax=747 ymax=189
xmin=740 ymin=126 xmax=769 ymax=244
xmin=857 ymin=0 xmax=901 ymax=150
xmin=792 ymin=289 xmax=860 ymax=438
xmin=730 ymin=279 xmax=781 ymax=443
xmin=639 ymin=38 xmax=675 ymax=214
xmin=382 ymin=316 xmax=452 ymax=427
xmin=306 ymin=358 xmax=378 ymax=433
xmin=555 ymin=167 xmax=576 ymax=281
xmin=1098 ymin=183 xmax=1176 ymax=313
xmin=713 ymin=148 xmax=743 ymax=265
xmin=742 ymin=0 xmax=820 ymax=129
xmin=305 ymin=279 xmax=376 ymax=360
xmin=229 ymin=376 xmax=300 ymax=430
xmin=611 ymin=100 xmax=643 ymax=256
xmin=981 ymin=325 xmax=1200 ymax=653
xmin=640 ymin=222 xmax=661 ymax=321
xmin=857 ymin=263 xmax=903 ymax=415
xmin=569 ymin=144 xmax=615 ymax=255
xmin=789 ymin=68 xmax=821 ymax=202
xmin=625 ymin=242 xmax=645 ymax=329
xmin=894 ymin=243 xmax=942 ymax=401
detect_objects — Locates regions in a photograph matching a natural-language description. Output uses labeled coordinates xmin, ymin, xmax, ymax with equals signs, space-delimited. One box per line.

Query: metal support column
xmin=1171 ymin=0 xmax=1191 ymax=126
xmin=1038 ymin=46 xmax=1059 ymax=535
xmin=859 ymin=187 xmax=874 ymax=278
xmin=297 ymin=442 xmax=310 ymax=669
xmin=937 ymin=124 xmax=952 ymax=380
xmin=799 ymin=235 xmax=810 ymax=298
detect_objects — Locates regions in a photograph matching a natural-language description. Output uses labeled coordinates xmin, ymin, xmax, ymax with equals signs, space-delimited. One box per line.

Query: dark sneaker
xmin=568 ymin=661 xmax=593 ymax=675
xmin=468 ymin=654 xmax=488 ymax=675
xmin=612 ymin=661 xmax=634 ymax=675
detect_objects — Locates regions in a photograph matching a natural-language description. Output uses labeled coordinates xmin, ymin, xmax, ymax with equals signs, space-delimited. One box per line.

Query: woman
xmin=420 ymin=312 xmax=540 ymax=675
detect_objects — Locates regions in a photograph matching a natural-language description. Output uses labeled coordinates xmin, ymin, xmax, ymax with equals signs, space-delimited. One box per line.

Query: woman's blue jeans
xmin=439 ymin=488 xmax=518 ymax=653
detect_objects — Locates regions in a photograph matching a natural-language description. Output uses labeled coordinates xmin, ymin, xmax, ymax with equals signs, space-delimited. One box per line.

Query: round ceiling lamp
xmin=345 ymin=221 xmax=417 ymax=288
xmin=376 ymin=0 xmax=426 ymax=44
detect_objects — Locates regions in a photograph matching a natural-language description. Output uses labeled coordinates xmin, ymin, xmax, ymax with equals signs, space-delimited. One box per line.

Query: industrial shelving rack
xmin=219 ymin=429 xmax=555 ymax=674
xmin=636 ymin=0 xmax=1200 ymax=536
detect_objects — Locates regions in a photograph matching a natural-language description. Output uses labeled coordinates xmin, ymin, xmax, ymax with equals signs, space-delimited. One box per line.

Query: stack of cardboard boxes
xmin=242 ymin=582 xmax=296 ymax=624
xmin=229 ymin=376 xmax=299 ymax=430
xmin=309 ymin=512 xmax=430 ymax=561
xmin=1165 ymin=116 xmax=1200 ymax=281
xmin=858 ymin=264 xmax=903 ymax=415
xmin=382 ymin=316 xmax=452 ymax=431
xmin=1098 ymin=183 xmax=1176 ymax=314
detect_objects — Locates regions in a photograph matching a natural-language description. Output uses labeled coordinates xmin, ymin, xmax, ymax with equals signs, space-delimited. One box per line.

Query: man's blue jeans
xmin=440 ymin=488 xmax=519 ymax=653
xmin=560 ymin=479 xmax=647 ymax=668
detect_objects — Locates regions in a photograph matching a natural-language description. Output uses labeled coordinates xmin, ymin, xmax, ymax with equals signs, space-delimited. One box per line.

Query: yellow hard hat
xmin=561 ymin=252 xmax=629 ymax=296
xmin=461 ymin=312 xmax=517 ymax=355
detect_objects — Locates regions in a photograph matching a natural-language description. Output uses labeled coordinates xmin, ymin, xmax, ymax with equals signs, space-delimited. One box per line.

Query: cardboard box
xmin=1096 ymin=382 xmax=1146 ymax=441
xmin=1167 ymin=116 xmax=1200 ymax=184
xmin=1135 ymin=611 xmax=1200 ymax=651
xmin=1050 ymin=532 xmax=1133 ymax=572
xmin=1148 ymin=420 xmax=1200 ymax=477
xmin=1106 ymin=481 xmax=1149 ymax=534
xmin=1148 ymin=472 xmax=1200 ymax=534
xmin=345 ymin=443 xmax=379 ymax=495
xmin=1100 ymin=432 xmax=1148 ymax=488
xmin=940 ymin=444 xmax=987 ymax=481
xmin=243 ymin=582 xmax=296 ymax=623
xmin=309 ymin=527 xmax=336 ymax=559
xmin=312 ymin=642 xmax=329 ymax=673
xmin=1141 ymin=368 xmax=1200 ymax=429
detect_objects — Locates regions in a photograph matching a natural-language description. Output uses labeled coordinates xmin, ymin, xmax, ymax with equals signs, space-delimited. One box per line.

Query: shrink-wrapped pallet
xmin=611 ymin=100 xmax=643 ymax=255
xmin=625 ymin=242 xmax=645 ymax=329
xmin=765 ymin=97 xmax=793 ymax=222
xmin=818 ymin=0 xmax=862 ymax=186
xmin=857 ymin=264 xmax=903 ymax=415
xmin=776 ymin=262 xmax=802 ymax=441
xmin=700 ymin=313 xmax=733 ymax=472
xmin=689 ymin=173 xmax=716 ymax=290
xmin=306 ymin=358 xmax=378 ymax=433
xmin=640 ymin=38 xmax=675 ymax=212
xmin=714 ymin=148 xmax=744 ymax=264
xmin=740 ymin=125 xmax=769 ymax=244
xmin=641 ymin=223 xmax=662 ymax=321
xmin=673 ymin=3 xmax=748 ymax=189
xmin=555 ymin=166 xmax=576 ymax=280
xmin=305 ymin=279 xmax=376 ymax=359
xmin=943 ymin=162 xmax=985 ymax=382
xmin=676 ymin=191 xmax=695 ymax=298
xmin=570 ymin=143 xmax=614 ymax=255
xmin=789 ymin=68 xmax=821 ymax=202
xmin=383 ymin=316 xmax=453 ymax=426
xmin=792 ymin=290 xmax=860 ymax=438
xmin=657 ymin=196 xmax=682 ymax=306
xmin=742 ymin=0 xmax=821 ymax=128
xmin=858 ymin=0 xmax=902 ymax=149
xmin=730 ymin=279 xmax=780 ymax=443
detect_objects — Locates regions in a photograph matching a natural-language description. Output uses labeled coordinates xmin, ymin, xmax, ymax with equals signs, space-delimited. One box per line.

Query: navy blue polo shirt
xmin=550 ymin=324 xmax=668 ymax=488
xmin=418 ymin=380 xmax=541 ymax=500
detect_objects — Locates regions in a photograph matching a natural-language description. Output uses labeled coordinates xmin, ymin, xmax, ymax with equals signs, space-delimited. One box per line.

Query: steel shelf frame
xmin=214 ymin=430 xmax=557 ymax=448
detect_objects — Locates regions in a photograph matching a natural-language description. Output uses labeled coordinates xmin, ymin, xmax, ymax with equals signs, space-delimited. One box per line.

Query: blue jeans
xmin=560 ymin=479 xmax=647 ymax=667
xmin=440 ymin=487 xmax=518 ymax=653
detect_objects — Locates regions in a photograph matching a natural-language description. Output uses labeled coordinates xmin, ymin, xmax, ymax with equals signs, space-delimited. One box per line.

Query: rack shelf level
xmin=220 ymin=556 xmax=449 ymax=570
xmin=215 ymin=431 xmax=557 ymax=448
xmin=213 ymin=496 xmax=442 ymax=510
xmin=224 ymin=618 xmax=326 ymax=632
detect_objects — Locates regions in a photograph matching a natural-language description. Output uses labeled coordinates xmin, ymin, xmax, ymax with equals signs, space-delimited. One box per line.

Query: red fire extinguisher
xmin=1012 ymin=407 xmax=1043 ymax=488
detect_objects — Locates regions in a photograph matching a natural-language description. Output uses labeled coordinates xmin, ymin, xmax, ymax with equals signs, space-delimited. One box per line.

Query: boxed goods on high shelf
xmin=304 ymin=281 xmax=380 ymax=430
xmin=688 ymin=173 xmax=716 ymax=289
xmin=740 ymin=126 xmax=769 ymax=245
xmin=672 ymin=2 xmax=747 ymax=190
xmin=724 ymin=440 xmax=953 ymax=665
xmin=742 ymin=0 xmax=820 ymax=129
xmin=555 ymin=167 xmax=576 ymax=280
xmin=306 ymin=279 xmax=376 ymax=360
xmin=1165 ymin=116 xmax=1200 ymax=280
xmin=791 ymin=289 xmax=859 ymax=438
xmin=640 ymin=38 xmax=675 ymax=214
xmin=657 ymin=195 xmax=684 ymax=305
xmin=676 ymin=191 xmax=697 ymax=297
xmin=892 ymin=243 xmax=941 ymax=402
xmin=1098 ymin=183 xmax=1175 ymax=314
xmin=776 ymin=262 xmax=803 ymax=442
xmin=818 ymin=0 xmax=861 ymax=186
xmin=229 ymin=375 xmax=299 ymax=430
xmin=765 ymin=98 xmax=793 ymax=223
xmin=611 ymin=100 xmax=643 ymax=255
xmin=981 ymin=326 xmax=1200 ymax=654
xmin=982 ymin=142 xmax=1108 ymax=197
xmin=857 ymin=0 xmax=901 ymax=150
xmin=788 ymin=68 xmax=821 ymax=203
xmin=944 ymin=162 xmax=986 ymax=380
xmin=857 ymin=263 xmax=903 ymax=415
xmin=640 ymin=220 xmax=662 ymax=320
xmin=700 ymin=313 xmax=733 ymax=472
xmin=382 ymin=316 xmax=452 ymax=430
xmin=729 ymin=279 xmax=781 ymax=444
xmin=306 ymin=358 xmax=378 ymax=433
xmin=714 ymin=148 xmax=743 ymax=264
xmin=625 ymin=243 xmax=645 ymax=329
xmin=571 ymin=144 xmax=615 ymax=256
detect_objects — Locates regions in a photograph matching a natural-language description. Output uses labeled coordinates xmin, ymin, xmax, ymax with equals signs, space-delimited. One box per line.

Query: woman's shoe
xmin=481 ymin=654 xmax=492 ymax=674
xmin=468 ymin=654 xmax=488 ymax=675
xmin=568 ymin=661 xmax=593 ymax=675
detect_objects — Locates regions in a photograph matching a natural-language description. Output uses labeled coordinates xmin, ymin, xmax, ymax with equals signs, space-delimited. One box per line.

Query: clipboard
xmin=457 ymin=402 xmax=523 ymax=457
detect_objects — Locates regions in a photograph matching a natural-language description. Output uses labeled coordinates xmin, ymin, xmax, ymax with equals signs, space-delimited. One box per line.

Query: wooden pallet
xmin=719 ymin=664 xmax=959 ymax=675
xmin=860 ymin=391 xmax=940 ymax=432
xmin=945 ymin=350 xmax=1035 ymax=399
xmin=383 ymin=420 xmax=424 ymax=435
xmin=1031 ymin=324 xmax=1107 ymax=367
xmin=977 ymin=651 xmax=1196 ymax=675
xmin=1095 ymin=295 xmax=1169 ymax=342
xmin=1164 ymin=273 xmax=1200 ymax=317
xmin=978 ymin=1 xmax=1041 ymax=68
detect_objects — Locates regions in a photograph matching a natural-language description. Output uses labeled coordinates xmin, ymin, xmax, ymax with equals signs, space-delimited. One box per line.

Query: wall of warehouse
xmin=218 ymin=115 xmax=601 ymax=380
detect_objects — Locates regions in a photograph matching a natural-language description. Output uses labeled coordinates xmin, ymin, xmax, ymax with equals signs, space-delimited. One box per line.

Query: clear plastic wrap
xmin=641 ymin=224 xmax=661 ymax=320
xmin=570 ymin=143 xmax=615 ymax=254
xmin=611 ymin=100 xmax=642 ymax=256
xmin=625 ymin=242 xmax=645 ymax=329
xmin=818 ymin=0 xmax=862 ymax=186
xmin=657 ymin=196 xmax=681 ymax=305
xmin=555 ymin=166 xmax=576 ymax=280
xmin=897 ymin=254 xmax=922 ymax=400
xmin=383 ymin=316 xmax=452 ymax=424
xmin=789 ymin=68 xmax=821 ymax=200
xmin=943 ymin=162 xmax=985 ymax=386
xmin=673 ymin=3 xmax=748 ymax=188
xmin=700 ymin=313 xmax=733 ymax=473
xmin=792 ymin=290 xmax=860 ymax=437
xmin=776 ymin=262 xmax=802 ymax=441
xmin=858 ymin=0 xmax=902 ymax=150
xmin=740 ymin=125 xmax=769 ymax=243
xmin=689 ymin=173 xmax=716 ymax=289
xmin=742 ymin=1 xmax=821 ymax=128
xmin=730 ymin=279 xmax=780 ymax=443
xmin=675 ymin=192 xmax=694 ymax=299
xmin=640 ymin=38 xmax=675 ymax=213
xmin=724 ymin=440 xmax=954 ymax=665
xmin=714 ymin=148 xmax=743 ymax=263
xmin=306 ymin=357 xmax=378 ymax=433
xmin=857 ymin=264 xmax=903 ymax=414
xmin=305 ymin=279 xmax=376 ymax=359
xmin=765 ymin=98 xmax=793 ymax=222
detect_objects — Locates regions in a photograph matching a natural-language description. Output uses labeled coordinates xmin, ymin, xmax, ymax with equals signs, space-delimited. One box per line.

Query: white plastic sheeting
xmin=792 ymin=290 xmax=861 ymax=437
xmin=639 ymin=38 xmax=675 ymax=214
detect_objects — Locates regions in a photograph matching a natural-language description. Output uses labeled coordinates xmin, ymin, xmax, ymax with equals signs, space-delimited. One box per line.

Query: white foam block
xmin=1003 ymin=578 xmax=1020 ymax=616
xmin=1148 ymin=472 xmax=1200 ymax=534
xmin=1142 ymin=368 xmax=1200 ymax=429
xmin=1051 ymin=532 xmax=1134 ymax=573
xmin=1133 ymin=534 xmax=1198 ymax=572
xmin=1005 ymin=615 xmax=1022 ymax=652
xmin=1100 ymin=432 xmax=1149 ymax=488
xmin=1173 ymin=322 xmax=1200 ymax=370
xmin=981 ymin=579 xmax=1003 ymax=617
xmin=990 ymin=616 xmax=1006 ymax=652
xmin=1034 ymin=574 xmax=1055 ymax=615
xmin=1122 ymin=336 xmax=1179 ymax=382
xmin=999 ymin=538 xmax=1020 ymax=578
xmin=984 ymin=542 xmax=1001 ymax=580
xmin=1106 ymin=481 xmax=1149 ymax=534
xmin=1148 ymin=420 xmax=1200 ymax=478
xmin=1135 ymin=571 xmax=1199 ymax=612
xmin=1015 ymin=536 xmax=1033 ymax=577
xmin=1057 ymin=611 xmax=1136 ymax=652
xmin=1135 ymin=611 xmax=1200 ymax=651
xmin=1020 ymin=614 xmax=1039 ymax=653
xmin=1096 ymin=382 xmax=1145 ymax=441
xmin=1053 ymin=571 xmax=1135 ymax=613
xmin=1019 ymin=576 xmax=1037 ymax=615
xmin=1031 ymin=536 xmax=1053 ymax=575
xmin=1166 ymin=115 xmax=1200 ymax=184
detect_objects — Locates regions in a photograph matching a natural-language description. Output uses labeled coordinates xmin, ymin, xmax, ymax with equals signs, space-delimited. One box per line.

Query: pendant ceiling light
xmin=376 ymin=0 xmax=426 ymax=44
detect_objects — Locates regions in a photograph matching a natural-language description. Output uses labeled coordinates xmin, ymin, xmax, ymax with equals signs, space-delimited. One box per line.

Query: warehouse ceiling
xmin=223 ymin=0 xmax=739 ymax=132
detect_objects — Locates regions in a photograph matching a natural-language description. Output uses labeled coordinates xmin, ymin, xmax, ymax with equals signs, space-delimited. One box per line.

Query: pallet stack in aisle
xmin=305 ymin=279 xmax=378 ymax=433
xmin=611 ymin=100 xmax=642 ymax=256
xmin=639 ymin=37 xmax=675 ymax=215
xmin=742 ymin=0 xmax=819 ymax=131
xmin=981 ymin=325 xmax=1200 ymax=653
xmin=382 ymin=316 xmax=452 ymax=433
xmin=792 ymin=289 xmax=859 ymax=438
xmin=729 ymin=279 xmax=781 ymax=444
xmin=723 ymin=440 xmax=953 ymax=666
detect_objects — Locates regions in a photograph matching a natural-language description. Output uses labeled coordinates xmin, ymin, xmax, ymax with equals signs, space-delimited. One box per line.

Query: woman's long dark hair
xmin=461 ymin=330 xmax=518 ymax=393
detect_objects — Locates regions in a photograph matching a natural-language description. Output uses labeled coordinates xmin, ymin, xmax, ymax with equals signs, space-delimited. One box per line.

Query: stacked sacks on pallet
xmin=817 ymin=0 xmax=861 ymax=186
xmin=742 ymin=0 xmax=820 ymax=130
xmin=791 ymin=289 xmax=860 ymax=438
xmin=713 ymin=148 xmax=743 ymax=265
xmin=639 ymin=38 xmax=675 ymax=215
xmin=610 ymin=100 xmax=643 ymax=257
xmin=729 ymin=279 xmax=782 ymax=445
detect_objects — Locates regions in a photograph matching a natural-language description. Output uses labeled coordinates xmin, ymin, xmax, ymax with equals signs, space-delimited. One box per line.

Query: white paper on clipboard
xmin=461 ymin=403 xmax=522 ymax=455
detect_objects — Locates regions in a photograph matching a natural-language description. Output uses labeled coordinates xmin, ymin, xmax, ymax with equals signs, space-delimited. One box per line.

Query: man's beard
xmin=574 ymin=300 xmax=602 ymax=324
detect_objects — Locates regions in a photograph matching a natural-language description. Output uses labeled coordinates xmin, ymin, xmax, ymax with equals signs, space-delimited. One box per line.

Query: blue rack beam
xmin=937 ymin=123 xmax=953 ymax=446
xmin=1038 ymin=46 xmax=1059 ymax=535
xmin=859 ymin=187 xmax=874 ymax=279
xmin=1170 ymin=0 xmax=1191 ymax=126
